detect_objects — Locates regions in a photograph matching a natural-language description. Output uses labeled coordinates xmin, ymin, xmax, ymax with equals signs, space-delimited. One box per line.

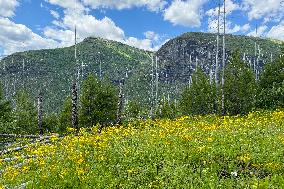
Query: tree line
xmin=0 ymin=49 xmax=283 ymax=135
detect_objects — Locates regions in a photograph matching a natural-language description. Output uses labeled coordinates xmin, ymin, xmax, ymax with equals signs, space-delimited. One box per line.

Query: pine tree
xmin=155 ymin=96 xmax=177 ymax=119
xmin=223 ymin=50 xmax=256 ymax=115
xmin=0 ymin=82 xmax=12 ymax=124
xmin=14 ymin=90 xmax=38 ymax=134
xmin=43 ymin=113 xmax=58 ymax=133
xmin=180 ymin=69 xmax=216 ymax=115
xmin=58 ymin=97 xmax=72 ymax=133
xmin=79 ymin=74 xmax=118 ymax=127
xmin=125 ymin=100 xmax=141 ymax=119
xmin=258 ymin=49 xmax=284 ymax=109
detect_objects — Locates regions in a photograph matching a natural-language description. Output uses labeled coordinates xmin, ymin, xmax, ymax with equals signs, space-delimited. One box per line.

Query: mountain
xmin=0 ymin=37 xmax=153 ymax=112
xmin=0 ymin=32 xmax=283 ymax=113
xmin=156 ymin=32 xmax=283 ymax=83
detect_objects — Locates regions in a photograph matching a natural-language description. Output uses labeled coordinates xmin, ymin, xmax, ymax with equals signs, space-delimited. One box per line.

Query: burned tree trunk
xmin=72 ymin=80 xmax=79 ymax=132
xmin=37 ymin=92 xmax=43 ymax=136
xmin=117 ymin=79 xmax=125 ymax=124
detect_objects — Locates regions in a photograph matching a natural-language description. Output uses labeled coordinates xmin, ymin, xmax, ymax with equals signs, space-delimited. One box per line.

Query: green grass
xmin=1 ymin=110 xmax=284 ymax=188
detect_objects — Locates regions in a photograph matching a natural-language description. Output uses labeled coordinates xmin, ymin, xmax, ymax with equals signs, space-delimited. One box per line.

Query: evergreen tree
xmin=0 ymin=82 xmax=12 ymax=124
xmin=180 ymin=69 xmax=216 ymax=115
xmin=58 ymin=97 xmax=72 ymax=133
xmin=223 ymin=50 xmax=256 ymax=115
xmin=125 ymin=100 xmax=141 ymax=119
xmin=43 ymin=113 xmax=58 ymax=133
xmin=14 ymin=90 xmax=38 ymax=134
xmin=155 ymin=96 xmax=177 ymax=119
xmin=80 ymin=74 xmax=118 ymax=127
xmin=257 ymin=50 xmax=284 ymax=109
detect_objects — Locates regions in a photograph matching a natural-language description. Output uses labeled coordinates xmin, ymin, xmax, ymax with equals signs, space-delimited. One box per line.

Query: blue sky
xmin=0 ymin=0 xmax=283 ymax=56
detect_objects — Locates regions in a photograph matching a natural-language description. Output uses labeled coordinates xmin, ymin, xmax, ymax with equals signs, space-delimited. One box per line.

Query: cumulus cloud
xmin=45 ymin=0 xmax=85 ymax=13
xmin=267 ymin=22 xmax=284 ymax=40
xmin=0 ymin=0 xmax=19 ymax=17
xmin=247 ymin=25 xmax=268 ymax=37
xmin=164 ymin=0 xmax=207 ymax=28
xmin=144 ymin=31 xmax=160 ymax=41
xmin=82 ymin=0 xmax=167 ymax=12
xmin=208 ymin=17 xmax=250 ymax=34
xmin=242 ymin=0 xmax=284 ymax=21
xmin=43 ymin=0 xmax=165 ymax=51
xmin=206 ymin=0 xmax=240 ymax=17
xmin=0 ymin=17 xmax=58 ymax=55
xmin=50 ymin=10 xmax=60 ymax=19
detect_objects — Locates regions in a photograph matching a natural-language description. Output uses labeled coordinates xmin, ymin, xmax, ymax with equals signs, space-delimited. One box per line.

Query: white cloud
xmin=267 ymin=22 xmax=284 ymax=40
xmin=208 ymin=17 xmax=250 ymax=34
xmin=247 ymin=25 xmax=268 ymax=37
xmin=0 ymin=17 xmax=58 ymax=55
xmin=50 ymin=10 xmax=60 ymax=19
xmin=45 ymin=0 xmax=85 ymax=13
xmin=44 ymin=0 xmax=164 ymax=51
xmin=0 ymin=0 xmax=166 ymax=55
xmin=144 ymin=31 xmax=160 ymax=41
xmin=43 ymin=27 xmax=74 ymax=47
xmin=206 ymin=0 xmax=240 ymax=17
xmin=242 ymin=0 xmax=284 ymax=21
xmin=0 ymin=0 xmax=19 ymax=17
xmin=82 ymin=0 xmax=167 ymax=12
xmin=125 ymin=37 xmax=152 ymax=50
xmin=164 ymin=0 xmax=207 ymax=28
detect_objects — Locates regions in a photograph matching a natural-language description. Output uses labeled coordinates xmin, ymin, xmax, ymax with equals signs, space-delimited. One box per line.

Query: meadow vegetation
xmin=1 ymin=111 xmax=284 ymax=188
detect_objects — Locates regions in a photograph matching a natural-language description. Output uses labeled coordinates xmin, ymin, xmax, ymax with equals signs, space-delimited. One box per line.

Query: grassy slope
xmin=1 ymin=111 xmax=284 ymax=188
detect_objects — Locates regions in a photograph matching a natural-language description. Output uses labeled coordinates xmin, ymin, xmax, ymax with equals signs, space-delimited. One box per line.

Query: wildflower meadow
xmin=1 ymin=110 xmax=284 ymax=188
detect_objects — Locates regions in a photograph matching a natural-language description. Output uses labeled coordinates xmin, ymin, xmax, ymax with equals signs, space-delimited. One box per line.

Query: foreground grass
xmin=1 ymin=111 xmax=284 ymax=188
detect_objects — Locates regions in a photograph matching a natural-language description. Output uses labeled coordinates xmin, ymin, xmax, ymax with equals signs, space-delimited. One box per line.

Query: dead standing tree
xmin=37 ymin=92 xmax=43 ymax=136
xmin=71 ymin=80 xmax=79 ymax=132
xmin=117 ymin=79 xmax=125 ymax=124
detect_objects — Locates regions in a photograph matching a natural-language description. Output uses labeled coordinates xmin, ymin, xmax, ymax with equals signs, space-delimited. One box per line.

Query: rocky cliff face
xmin=155 ymin=32 xmax=282 ymax=84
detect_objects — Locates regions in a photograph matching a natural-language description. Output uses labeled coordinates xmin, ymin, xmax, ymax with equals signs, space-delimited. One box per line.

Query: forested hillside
xmin=0 ymin=32 xmax=282 ymax=113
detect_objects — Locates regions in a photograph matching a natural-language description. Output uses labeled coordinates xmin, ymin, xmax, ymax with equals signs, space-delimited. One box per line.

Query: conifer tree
xmin=155 ymin=96 xmax=177 ymax=119
xmin=58 ymin=97 xmax=72 ymax=133
xmin=0 ymin=82 xmax=12 ymax=123
xmin=223 ymin=50 xmax=256 ymax=115
xmin=79 ymin=74 xmax=118 ymax=127
xmin=14 ymin=90 xmax=38 ymax=134
xmin=258 ymin=48 xmax=284 ymax=109
xmin=125 ymin=100 xmax=141 ymax=119
xmin=180 ymin=69 xmax=216 ymax=115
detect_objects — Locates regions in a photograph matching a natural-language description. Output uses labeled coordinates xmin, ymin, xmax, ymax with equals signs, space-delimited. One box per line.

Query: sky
xmin=0 ymin=0 xmax=283 ymax=56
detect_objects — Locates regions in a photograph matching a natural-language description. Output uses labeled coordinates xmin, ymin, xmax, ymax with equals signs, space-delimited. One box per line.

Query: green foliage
xmin=155 ymin=96 xmax=178 ymax=119
xmin=80 ymin=74 xmax=118 ymax=127
xmin=223 ymin=50 xmax=256 ymax=115
xmin=0 ymin=82 xmax=13 ymax=134
xmin=0 ymin=37 xmax=152 ymax=113
xmin=257 ymin=53 xmax=284 ymax=109
xmin=0 ymin=82 xmax=12 ymax=124
xmin=179 ymin=32 xmax=282 ymax=57
xmin=180 ymin=69 xmax=216 ymax=115
xmin=125 ymin=100 xmax=141 ymax=118
xmin=58 ymin=97 xmax=72 ymax=133
xmin=14 ymin=90 xmax=38 ymax=134
xmin=2 ymin=111 xmax=284 ymax=188
xmin=42 ymin=113 xmax=58 ymax=133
